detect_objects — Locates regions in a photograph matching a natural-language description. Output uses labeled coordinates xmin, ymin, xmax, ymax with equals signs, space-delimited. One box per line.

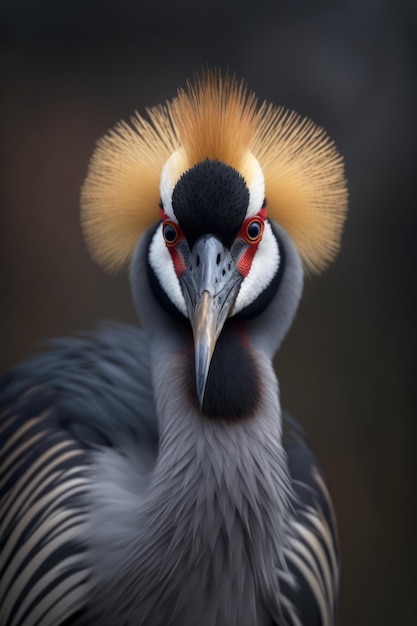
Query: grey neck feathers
xmin=85 ymin=224 xmax=303 ymax=624
xmin=140 ymin=346 xmax=293 ymax=624
xmin=87 ymin=344 xmax=294 ymax=625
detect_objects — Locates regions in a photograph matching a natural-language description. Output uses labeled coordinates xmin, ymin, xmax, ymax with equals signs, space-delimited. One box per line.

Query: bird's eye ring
xmin=162 ymin=221 xmax=179 ymax=246
xmin=245 ymin=218 xmax=264 ymax=244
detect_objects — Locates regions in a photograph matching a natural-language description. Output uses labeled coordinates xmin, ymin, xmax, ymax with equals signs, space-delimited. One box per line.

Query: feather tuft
xmin=81 ymin=69 xmax=347 ymax=273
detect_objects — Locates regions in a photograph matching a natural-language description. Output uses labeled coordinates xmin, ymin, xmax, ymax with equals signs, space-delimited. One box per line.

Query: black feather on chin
xmin=185 ymin=319 xmax=261 ymax=421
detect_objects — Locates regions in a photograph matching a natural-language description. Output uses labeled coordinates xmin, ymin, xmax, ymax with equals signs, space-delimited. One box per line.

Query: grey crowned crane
xmin=0 ymin=71 xmax=348 ymax=626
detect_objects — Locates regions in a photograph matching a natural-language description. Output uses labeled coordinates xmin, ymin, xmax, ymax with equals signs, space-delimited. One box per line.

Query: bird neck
xmin=114 ymin=228 xmax=303 ymax=623
xmin=86 ymin=328 xmax=294 ymax=624
xmin=134 ymin=335 xmax=293 ymax=623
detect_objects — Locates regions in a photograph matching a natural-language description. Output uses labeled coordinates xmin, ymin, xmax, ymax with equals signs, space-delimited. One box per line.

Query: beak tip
xmin=196 ymin=376 xmax=206 ymax=411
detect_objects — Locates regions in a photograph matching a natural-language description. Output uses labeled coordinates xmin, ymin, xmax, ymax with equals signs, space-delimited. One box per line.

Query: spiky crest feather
xmin=81 ymin=70 xmax=347 ymax=273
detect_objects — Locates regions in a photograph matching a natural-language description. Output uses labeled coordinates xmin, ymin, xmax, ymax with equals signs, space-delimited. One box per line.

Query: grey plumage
xmin=0 ymin=223 xmax=338 ymax=625
xmin=1 ymin=72 xmax=345 ymax=625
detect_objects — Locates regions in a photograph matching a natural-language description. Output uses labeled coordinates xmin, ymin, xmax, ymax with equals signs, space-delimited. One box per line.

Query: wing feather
xmin=0 ymin=323 xmax=157 ymax=625
xmin=280 ymin=413 xmax=340 ymax=626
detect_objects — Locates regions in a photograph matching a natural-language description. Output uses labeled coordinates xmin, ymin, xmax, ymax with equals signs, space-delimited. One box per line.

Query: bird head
xmin=81 ymin=70 xmax=348 ymax=408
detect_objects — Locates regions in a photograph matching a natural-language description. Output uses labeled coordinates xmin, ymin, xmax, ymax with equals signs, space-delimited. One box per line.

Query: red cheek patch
xmin=169 ymin=248 xmax=186 ymax=276
xmin=237 ymin=246 xmax=258 ymax=277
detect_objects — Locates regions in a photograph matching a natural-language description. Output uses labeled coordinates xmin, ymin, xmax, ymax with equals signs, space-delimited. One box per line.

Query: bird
xmin=0 ymin=70 xmax=347 ymax=626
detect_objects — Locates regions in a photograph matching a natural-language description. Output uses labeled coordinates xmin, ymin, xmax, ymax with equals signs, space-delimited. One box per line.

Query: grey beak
xmin=179 ymin=235 xmax=243 ymax=407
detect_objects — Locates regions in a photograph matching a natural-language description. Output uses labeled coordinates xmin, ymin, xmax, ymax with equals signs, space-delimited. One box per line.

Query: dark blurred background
xmin=1 ymin=0 xmax=415 ymax=623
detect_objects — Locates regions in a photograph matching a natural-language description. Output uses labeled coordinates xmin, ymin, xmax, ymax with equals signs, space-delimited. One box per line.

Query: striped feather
xmin=280 ymin=416 xmax=340 ymax=626
xmin=0 ymin=324 xmax=157 ymax=626
xmin=0 ymin=393 xmax=91 ymax=625
xmin=0 ymin=326 xmax=339 ymax=625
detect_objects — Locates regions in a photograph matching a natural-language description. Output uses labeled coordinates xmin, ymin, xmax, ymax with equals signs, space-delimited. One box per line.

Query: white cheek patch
xmin=148 ymin=224 xmax=187 ymax=316
xmin=246 ymin=154 xmax=265 ymax=218
xmin=160 ymin=149 xmax=185 ymax=221
xmin=233 ymin=221 xmax=280 ymax=315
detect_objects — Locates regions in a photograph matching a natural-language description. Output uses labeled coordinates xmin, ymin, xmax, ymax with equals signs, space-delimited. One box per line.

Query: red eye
xmin=245 ymin=218 xmax=264 ymax=244
xmin=162 ymin=221 xmax=179 ymax=246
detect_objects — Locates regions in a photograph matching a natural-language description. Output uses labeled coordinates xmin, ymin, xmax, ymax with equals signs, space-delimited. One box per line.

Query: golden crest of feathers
xmin=81 ymin=70 xmax=348 ymax=273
